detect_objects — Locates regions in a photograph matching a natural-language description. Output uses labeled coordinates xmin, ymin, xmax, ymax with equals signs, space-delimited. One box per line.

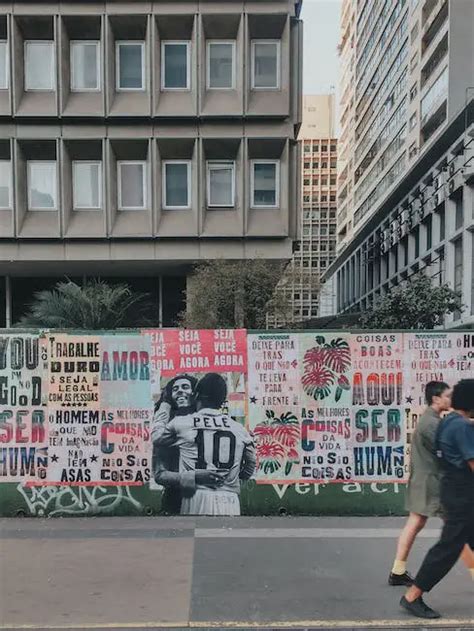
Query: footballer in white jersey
xmin=157 ymin=373 xmax=256 ymax=515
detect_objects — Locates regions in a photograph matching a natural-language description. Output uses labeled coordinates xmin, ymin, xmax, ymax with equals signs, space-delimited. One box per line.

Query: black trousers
xmin=415 ymin=469 xmax=474 ymax=592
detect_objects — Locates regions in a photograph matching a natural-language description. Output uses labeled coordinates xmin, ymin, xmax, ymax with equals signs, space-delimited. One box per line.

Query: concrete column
xmin=158 ymin=275 xmax=163 ymax=328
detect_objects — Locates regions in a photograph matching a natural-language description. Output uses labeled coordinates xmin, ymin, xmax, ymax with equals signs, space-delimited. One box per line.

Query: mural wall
xmin=1 ymin=329 xmax=473 ymax=517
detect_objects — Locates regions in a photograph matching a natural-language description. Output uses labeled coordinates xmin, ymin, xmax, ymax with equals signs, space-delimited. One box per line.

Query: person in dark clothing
xmin=400 ymin=379 xmax=474 ymax=619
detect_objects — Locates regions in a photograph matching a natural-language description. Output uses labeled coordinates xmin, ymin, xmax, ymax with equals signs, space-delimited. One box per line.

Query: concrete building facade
xmin=0 ymin=0 xmax=303 ymax=326
xmin=321 ymin=0 xmax=474 ymax=327
xmin=267 ymin=94 xmax=337 ymax=327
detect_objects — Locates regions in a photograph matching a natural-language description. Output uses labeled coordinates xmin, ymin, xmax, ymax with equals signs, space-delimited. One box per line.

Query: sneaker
xmin=388 ymin=571 xmax=414 ymax=586
xmin=400 ymin=595 xmax=441 ymax=619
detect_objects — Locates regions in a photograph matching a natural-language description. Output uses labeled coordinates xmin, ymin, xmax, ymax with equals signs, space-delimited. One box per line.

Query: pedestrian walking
xmin=389 ymin=381 xmax=474 ymax=585
xmin=400 ymin=379 xmax=474 ymax=619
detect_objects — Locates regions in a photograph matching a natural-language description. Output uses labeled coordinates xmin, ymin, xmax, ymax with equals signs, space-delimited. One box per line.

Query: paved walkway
xmin=1 ymin=517 xmax=473 ymax=630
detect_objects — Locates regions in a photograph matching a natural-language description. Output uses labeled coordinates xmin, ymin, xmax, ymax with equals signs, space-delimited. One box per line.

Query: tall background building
xmin=0 ymin=0 xmax=303 ymax=327
xmin=267 ymin=93 xmax=338 ymax=327
xmin=336 ymin=0 xmax=356 ymax=251
xmin=321 ymin=0 xmax=474 ymax=328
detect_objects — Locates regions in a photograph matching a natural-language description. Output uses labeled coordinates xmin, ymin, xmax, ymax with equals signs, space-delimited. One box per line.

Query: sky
xmin=300 ymin=0 xmax=342 ymax=97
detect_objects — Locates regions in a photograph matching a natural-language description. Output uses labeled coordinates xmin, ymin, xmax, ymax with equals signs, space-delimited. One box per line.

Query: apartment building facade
xmin=321 ymin=0 xmax=474 ymax=326
xmin=267 ymin=94 xmax=337 ymax=327
xmin=0 ymin=0 xmax=303 ymax=327
xmin=336 ymin=0 xmax=356 ymax=250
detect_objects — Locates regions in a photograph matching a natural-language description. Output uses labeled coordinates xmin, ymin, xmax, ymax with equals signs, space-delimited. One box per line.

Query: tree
xmin=180 ymin=259 xmax=298 ymax=329
xmin=18 ymin=279 xmax=155 ymax=329
xmin=360 ymin=274 xmax=463 ymax=330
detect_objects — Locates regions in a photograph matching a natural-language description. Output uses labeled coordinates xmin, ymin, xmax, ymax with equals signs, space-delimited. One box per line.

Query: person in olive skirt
xmin=389 ymin=381 xmax=474 ymax=586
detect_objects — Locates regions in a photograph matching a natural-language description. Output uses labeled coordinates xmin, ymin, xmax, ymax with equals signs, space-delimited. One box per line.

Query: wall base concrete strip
xmin=194 ymin=527 xmax=441 ymax=539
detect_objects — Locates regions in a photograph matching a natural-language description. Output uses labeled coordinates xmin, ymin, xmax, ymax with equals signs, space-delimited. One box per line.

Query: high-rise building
xmin=336 ymin=0 xmax=356 ymax=251
xmin=0 ymin=0 xmax=303 ymax=327
xmin=321 ymin=0 xmax=474 ymax=328
xmin=267 ymin=94 xmax=338 ymax=327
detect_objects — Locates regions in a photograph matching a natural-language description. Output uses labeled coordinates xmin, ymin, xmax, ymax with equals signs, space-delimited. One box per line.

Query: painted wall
xmin=1 ymin=328 xmax=472 ymax=517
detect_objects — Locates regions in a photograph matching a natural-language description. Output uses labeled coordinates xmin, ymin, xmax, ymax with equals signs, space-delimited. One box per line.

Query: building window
xmin=0 ymin=161 xmax=11 ymax=208
xmin=163 ymin=161 xmax=191 ymax=209
xmin=455 ymin=192 xmax=463 ymax=230
xmin=207 ymin=41 xmax=234 ymax=89
xmin=72 ymin=162 xmax=101 ymax=210
xmin=0 ymin=41 xmax=8 ymax=89
xmin=409 ymin=112 xmax=417 ymax=130
xmin=425 ymin=214 xmax=432 ymax=250
xmin=162 ymin=41 xmax=190 ymax=90
xmin=27 ymin=161 xmax=57 ymax=210
xmin=251 ymin=40 xmax=280 ymax=89
xmin=414 ymin=226 xmax=420 ymax=259
xmin=251 ymin=160 xmax=279 ymax=208
xmin=117 ymin=161 xmax=146 ymax=210
xmin=71 ymin=41 xmax=100 ymax=91
xmin=24 ymin=41 xmax=55 ymax=91
xmin=207 ymin=161 xmax=235 ymax=207
xmin=116 ymin=42 xmax=145 ymax=91
xmin=410 ymin=83 xmax=418 ymax=101
xmin=453 ymin=238 xmax=463 ymax=320
xmin=439 ymin=205 xmax=445 ymax=240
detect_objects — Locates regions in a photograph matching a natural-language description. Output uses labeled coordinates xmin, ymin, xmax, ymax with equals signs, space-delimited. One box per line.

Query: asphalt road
xmin=0 ymin=516 xmax=473 ymax=630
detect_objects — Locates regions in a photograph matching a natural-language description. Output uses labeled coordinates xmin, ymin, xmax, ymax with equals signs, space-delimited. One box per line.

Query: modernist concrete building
xmin=336 ymin=0 xmax=473 ymax=253
xmin=320 ymin=0 xmax=474 ymax=327
xmin=267 ymin=94 xmax=337 ymax=326
xmin=0 ymin=0 xmax=303 ymax=326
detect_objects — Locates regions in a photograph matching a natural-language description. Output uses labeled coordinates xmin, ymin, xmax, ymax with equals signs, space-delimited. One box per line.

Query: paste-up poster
xmin=403 ymin=331 xmax=473 ymax=472
xmin=0 ymin=334 xmax=48 ymax=482
xmin=46 ymin=334 xmax=152 ymax=485
xmin=248 ymin=333 xmax=301 ymax=483
xmin=144 ymin=329 xmax=247 ymax=505
xmin=298 ymin=332 xmax=353 ymax=483
xmin=351 ymin=333 xmax=405 ymax=483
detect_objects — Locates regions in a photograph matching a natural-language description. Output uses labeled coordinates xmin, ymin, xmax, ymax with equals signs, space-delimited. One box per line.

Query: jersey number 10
xmin=195 ymin=429 xmax=236 ymax=469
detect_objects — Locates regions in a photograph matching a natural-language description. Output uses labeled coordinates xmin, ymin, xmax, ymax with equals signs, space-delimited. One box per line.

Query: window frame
xmin=0 ymin=40 xmax=9 ymax=90
xmin=115 ymin=41 xmax=145 ymax=92
xmin=117 ymin=160 xmax=147 ymax=211
xmin=72 ymin=160 xmax=102 ymax=210
xmin=161 ymin=40 xmax=191 ymax=91
xmin=251 ymin=39 xmax=281 ymax=90
xmin=206 ymin=40 xmax=235 ymax=90
xmin=0 ymin=160 xmax=12 ymax=209
xmin=24 ymin=40 xmax=56 ymax=92
xmin=27 ymin=160 xmax=58 ymax=211
xmin=70 ymin=40 xmax=101 ymax=92
xmin=206 ymin=160 xmax=235 ymax=208
xmin=162 ymin=160 xmax=192 ymax=210
xmin=250 ymin=159 xmax=280 ymax=209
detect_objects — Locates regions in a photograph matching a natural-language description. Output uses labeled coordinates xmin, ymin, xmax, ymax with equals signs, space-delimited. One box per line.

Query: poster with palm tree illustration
xmin=247 ymin=333 xmax=353 ymax=483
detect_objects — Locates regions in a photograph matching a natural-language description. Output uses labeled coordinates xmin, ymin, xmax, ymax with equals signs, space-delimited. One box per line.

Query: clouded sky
xmin=301 ymin=0 xmax=342 ymax=95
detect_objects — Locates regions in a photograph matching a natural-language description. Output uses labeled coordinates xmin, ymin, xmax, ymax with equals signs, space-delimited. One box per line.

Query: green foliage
xmin=18 ymin=279 xmax=156 ymax=330
xmin=180 ymin=259 xmax=293 ymax=329
xmin=360 ymin=274 xmax=463 ymax=330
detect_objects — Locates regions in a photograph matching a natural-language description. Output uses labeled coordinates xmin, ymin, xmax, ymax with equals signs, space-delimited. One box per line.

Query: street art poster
xmin=403 ymin=331 xmax=474 ymax=468
xmin=0 ymin=334 xmax=48 ymax=482
xmin=248 ymin=332 xmax=353 ymax=484
xmin=350 ymin=334 xmax=405 ymax=483
xmin=46 ymin=334 xmax=152 ymax=485
xmin=1 ymin=329 xmax=474 ymax=501
xmin=145 ymin=329 xmax=250 ymax=515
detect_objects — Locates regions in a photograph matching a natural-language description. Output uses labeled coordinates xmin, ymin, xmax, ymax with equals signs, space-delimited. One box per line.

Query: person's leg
xmin=460 ymin=544 xmax=474 ymax=578
xmin=400 ymin=518 xmax=467 ymax=619
xmin=391 ymin=513 xmax=427 ymax=574
xmin=407 ymin=517 xmax=467 ymax=598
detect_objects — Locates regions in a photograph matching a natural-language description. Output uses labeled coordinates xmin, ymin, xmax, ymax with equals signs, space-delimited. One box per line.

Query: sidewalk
xmin=0 ymin=516 xmax=473 ymax=630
